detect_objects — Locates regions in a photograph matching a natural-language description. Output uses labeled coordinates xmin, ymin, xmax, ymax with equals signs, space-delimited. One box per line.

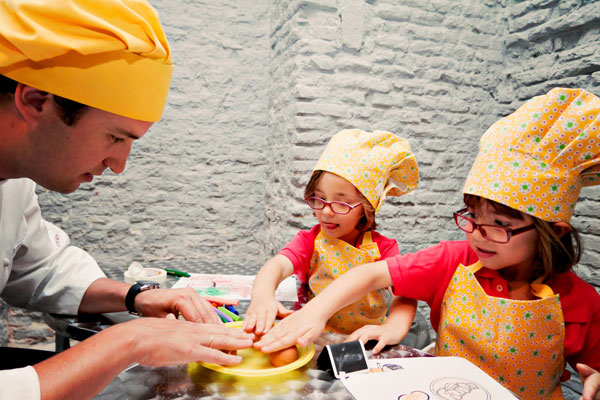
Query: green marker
xmin=164 ymin=268 xmax=190 ymax=277
xmin=218 ymin=306 xmax=242 ymax=322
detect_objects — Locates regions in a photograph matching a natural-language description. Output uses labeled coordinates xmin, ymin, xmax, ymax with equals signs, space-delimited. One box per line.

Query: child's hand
xmin=253 ymin=308 xmax=326 ymax=353
xmin=242 ymin=297 xmax=293 ymax=335
xmin=346 ymin=324 xmax=405 ymax=354
xmin=578 ymin=363 xmax=600 ymax=400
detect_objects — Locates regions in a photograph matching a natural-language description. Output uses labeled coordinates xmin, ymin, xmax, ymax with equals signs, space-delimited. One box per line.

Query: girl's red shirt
xmin=387 ymin=240 xmax=600 ymax=376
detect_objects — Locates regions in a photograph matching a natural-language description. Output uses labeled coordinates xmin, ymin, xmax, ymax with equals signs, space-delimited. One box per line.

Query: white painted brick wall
xmin=4 ymin=1 xmax=598 ymax=395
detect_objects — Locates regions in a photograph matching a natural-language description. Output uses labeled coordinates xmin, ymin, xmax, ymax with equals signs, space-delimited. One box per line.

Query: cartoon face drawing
xmin=398 ymin=390 xmax=430 ymax=400
xmin=430 ymin=378 xmax=490 ymax=400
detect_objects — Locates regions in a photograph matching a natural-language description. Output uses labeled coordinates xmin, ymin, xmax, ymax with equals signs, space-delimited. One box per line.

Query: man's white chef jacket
xmin=0 ymin=178 xmax=106 ymax=399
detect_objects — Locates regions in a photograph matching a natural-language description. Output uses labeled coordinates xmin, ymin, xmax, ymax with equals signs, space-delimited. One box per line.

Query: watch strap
xmin=125 ymin=281 xmax=160 ymax=314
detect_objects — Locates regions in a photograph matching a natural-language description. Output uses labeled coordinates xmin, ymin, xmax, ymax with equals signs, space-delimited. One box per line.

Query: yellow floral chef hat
xmin=0 ymin=0 xmax=172 ymax=122
xmin=464 ymin=88 xmax=600 ymax=222
xmin=314 ymin=129 xmax=419 ymax=213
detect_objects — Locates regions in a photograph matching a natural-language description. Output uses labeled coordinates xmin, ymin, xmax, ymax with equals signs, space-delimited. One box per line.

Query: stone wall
xmin=2 ymin=0 xmax=598 ymax=396
xmin=496 ymin=0 xmax=600 ymax=290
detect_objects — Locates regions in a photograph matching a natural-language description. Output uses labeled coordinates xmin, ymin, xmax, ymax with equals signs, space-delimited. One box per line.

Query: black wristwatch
xmin=125 ymin=280 xmax=161 ymax=314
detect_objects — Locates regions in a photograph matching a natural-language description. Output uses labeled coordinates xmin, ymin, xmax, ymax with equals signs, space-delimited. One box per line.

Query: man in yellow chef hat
xmin=0 ymin=1 xmax=252 ymax=399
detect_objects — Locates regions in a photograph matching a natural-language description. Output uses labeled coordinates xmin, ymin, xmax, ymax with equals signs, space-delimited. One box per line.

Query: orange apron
xmin=435 ymin=262 xmax=565 ymax=399
xmin=308 ymin=230 xmax=389 ymax=333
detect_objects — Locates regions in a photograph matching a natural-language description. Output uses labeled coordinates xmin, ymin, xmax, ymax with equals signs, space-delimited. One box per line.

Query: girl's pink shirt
xmin=387 ymin=240 xmax=600 ymax=376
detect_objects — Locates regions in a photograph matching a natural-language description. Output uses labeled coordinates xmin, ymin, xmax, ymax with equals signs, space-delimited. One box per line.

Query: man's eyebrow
xmin=113 ymin=128 xmax=142 ymax=140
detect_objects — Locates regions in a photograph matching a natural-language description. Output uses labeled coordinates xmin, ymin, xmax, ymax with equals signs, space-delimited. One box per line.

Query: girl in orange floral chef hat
xmin=255 ymin=88 xmax=600 ymax=400
xmin=243 ymin=129 xmax=420 ymax=354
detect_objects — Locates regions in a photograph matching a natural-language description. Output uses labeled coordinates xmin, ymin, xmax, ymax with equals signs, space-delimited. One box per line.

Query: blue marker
xmin=225 ymin=304 xmax=239 ymax=315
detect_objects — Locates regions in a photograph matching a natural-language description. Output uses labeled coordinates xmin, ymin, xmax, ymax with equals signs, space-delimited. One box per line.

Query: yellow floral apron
xmin=308 ymin=230 xmax=389 ymax=333
xmin=435 ymin=262 xmax=565 ymax=399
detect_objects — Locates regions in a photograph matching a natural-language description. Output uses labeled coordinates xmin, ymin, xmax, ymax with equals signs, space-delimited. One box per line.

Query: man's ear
xmin=552 ymin=221 xmax=572 ymax=238
xmin=13 ymin=83 xmax=51 ymax=122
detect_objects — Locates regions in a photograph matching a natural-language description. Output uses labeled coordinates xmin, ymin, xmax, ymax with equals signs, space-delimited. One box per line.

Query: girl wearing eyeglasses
xmin=243 ymin=129 xmax=419 ymax=354
xmin=255 ymin=89 xmax=600 ymax=400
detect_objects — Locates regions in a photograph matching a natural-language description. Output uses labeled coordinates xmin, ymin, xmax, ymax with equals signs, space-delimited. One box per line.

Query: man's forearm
xmin=35 ymin=324 xmax=139 ymax=400
xmin=78 ymin=278 xmax=129 ymax=313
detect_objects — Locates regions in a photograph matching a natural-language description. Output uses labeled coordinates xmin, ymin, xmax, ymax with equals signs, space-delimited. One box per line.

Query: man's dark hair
xmin=1 ymin=74 xmax=88 ymax=126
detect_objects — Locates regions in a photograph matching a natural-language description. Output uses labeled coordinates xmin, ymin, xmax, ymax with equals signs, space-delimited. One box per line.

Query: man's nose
xmin=104 ymin=144 xmax=131 ymax=175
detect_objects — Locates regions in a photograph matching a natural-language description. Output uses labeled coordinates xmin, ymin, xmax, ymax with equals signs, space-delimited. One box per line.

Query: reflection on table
xmin=44 ymin=302 xmax=432 ymax=400
xmin=96 ymin=333 xmax=432 ymax=400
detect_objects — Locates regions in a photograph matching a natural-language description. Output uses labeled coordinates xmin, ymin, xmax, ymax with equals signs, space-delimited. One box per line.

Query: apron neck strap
xmin=530 ymin=275 xmax=556 ymax=298
xmin=361 ymin=231 xmax=373 ymax=246
xmin=465 ymin=261 xmax=483 ymax=273
xmin=464 ymin=262 xmax=555 ymax=299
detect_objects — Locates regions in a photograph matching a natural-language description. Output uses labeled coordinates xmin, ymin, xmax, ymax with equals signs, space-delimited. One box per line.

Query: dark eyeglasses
xmin=453 ymin=208 xmax=535 ymax=244
xmin=305 ymin=196 xmax=362 ymax=215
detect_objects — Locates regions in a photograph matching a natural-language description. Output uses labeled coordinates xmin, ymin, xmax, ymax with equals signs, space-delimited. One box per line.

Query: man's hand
xmin=127 ymin=317 xmax=254 ymax=366
xmin=33 ymin=317 xmax=254 ymax=400
xmin=135 ymin=287 xmax=221 ymax=324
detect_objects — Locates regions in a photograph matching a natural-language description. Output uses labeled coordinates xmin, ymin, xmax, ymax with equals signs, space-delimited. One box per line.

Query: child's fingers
xmin=276 ymin=303 xmax=294 ymax=318
xmin=242 ymin=312 xmax=256 ymax=332
xmin=577 ymin=363 xmax=595 ymax=377
xmin=371 ymin=338 xmax=387 ymax=355
xmin=346 ymin=327 xmax=369 ymax=343
xmin=254 ymin=324 xmax=297 ymax=352
xmin=577 ymin=363 xmax=600 ymax=400
xmin=296 ymin=328 xmax=319 ymax=348
xmin=263 ymin=313 xmax=277 ymax=334
xmin=346 ymin=326 xmax=380 ymax=345
xmin=255 ymin=309 xmax=275 ymax=335
xmin=581 ymin=377 xmax=600 ymax=400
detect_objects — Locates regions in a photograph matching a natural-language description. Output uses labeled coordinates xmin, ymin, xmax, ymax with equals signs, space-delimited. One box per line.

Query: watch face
xmin=137 ymin=280 xmax=161 ymax=288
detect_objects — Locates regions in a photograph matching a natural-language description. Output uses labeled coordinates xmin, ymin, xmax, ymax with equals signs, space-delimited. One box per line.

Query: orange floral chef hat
xmin=314 ymin=129 xmax=419 ymax=213
xmin=464 ymin=88 xmax=600 ymax=222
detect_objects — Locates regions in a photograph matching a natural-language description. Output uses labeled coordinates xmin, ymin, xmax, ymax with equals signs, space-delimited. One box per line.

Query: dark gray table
xmin=44 ymin=261 xmax=433 ymax=399
xmin=94 ymin=334 xmax=432 ymax=400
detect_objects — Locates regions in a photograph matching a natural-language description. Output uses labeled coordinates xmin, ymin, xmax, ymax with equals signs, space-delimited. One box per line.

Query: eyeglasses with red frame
xmin=453 ymin=208 xmax=536 ymax=244
xmin=305 ymin=196 xmax=362 ymax=215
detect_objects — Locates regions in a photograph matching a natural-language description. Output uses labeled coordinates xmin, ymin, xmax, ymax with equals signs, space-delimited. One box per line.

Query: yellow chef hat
xmin=314 ymin=129 xmax=419 ymax=213
xmin=0 ymin=0 xmax=172 ymax=122
xmin=464 ymin=88 xmax=600 ymax=222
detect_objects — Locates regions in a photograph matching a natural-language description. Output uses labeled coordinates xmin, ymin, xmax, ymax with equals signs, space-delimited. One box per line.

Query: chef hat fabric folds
xmin=464 ymin=88 xmax=600 ymax=222
xmin=0 ymin=0 xmax=173 ymax=122
xmin=314 ymin=129 xmax=419 ymax=213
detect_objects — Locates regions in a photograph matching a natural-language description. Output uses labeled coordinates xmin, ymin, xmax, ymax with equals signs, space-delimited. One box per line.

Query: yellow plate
xmin=199 ymin=321 xmax=315 ymax=377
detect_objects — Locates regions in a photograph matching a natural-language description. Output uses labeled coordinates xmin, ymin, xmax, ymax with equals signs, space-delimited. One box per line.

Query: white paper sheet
xmin=170 ymin=273 xmax=298 ymax=302
xmin=341 ymin=356 xmax=520 ymax=400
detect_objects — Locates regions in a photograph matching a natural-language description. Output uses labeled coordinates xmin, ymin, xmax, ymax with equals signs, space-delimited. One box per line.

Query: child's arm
xmin=346 ymin=296 xmax=417 ymax=354
xmin=577 ymin=363 xmax=600 ymax=400
xmin=242 ymin=254 xmax=294 ymax=334
xmin=254 ymin=260 xmax=393 ymax=352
